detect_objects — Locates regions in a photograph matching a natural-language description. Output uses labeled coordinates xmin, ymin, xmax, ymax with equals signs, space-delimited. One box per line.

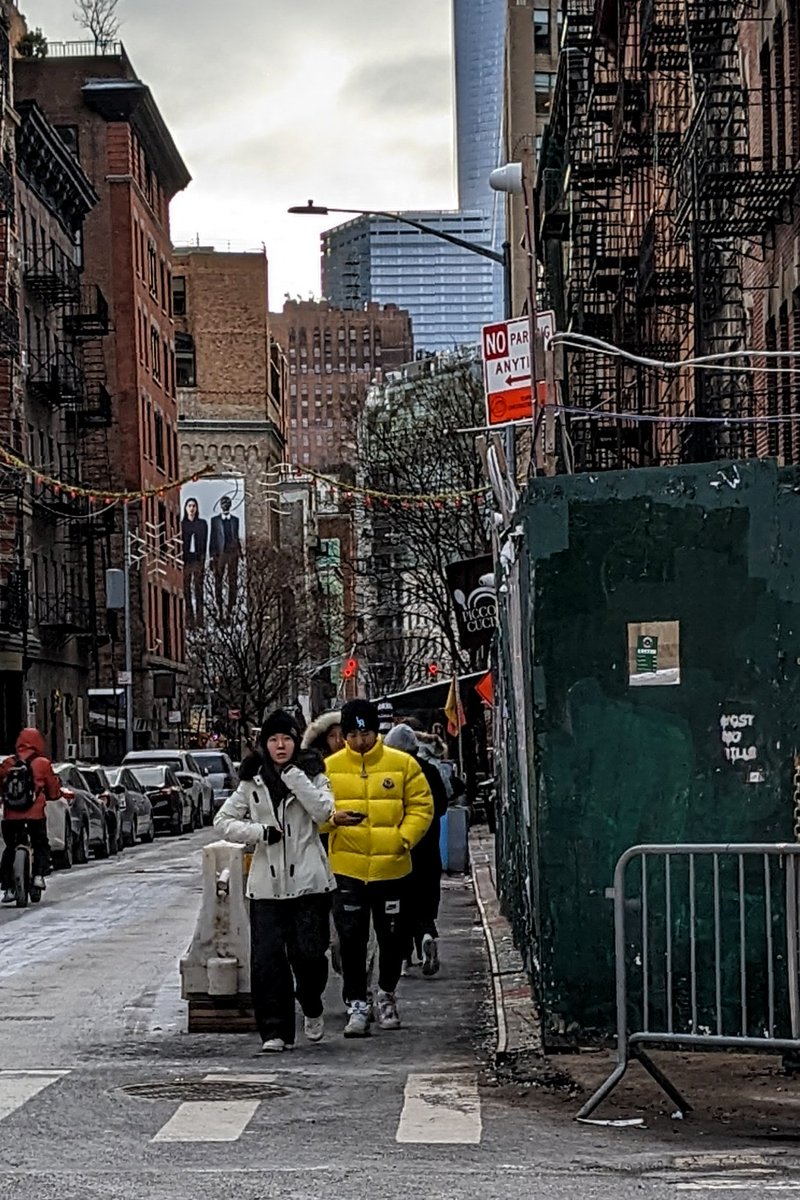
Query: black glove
xmin=263 ymin=825 xmax=283 ymax=845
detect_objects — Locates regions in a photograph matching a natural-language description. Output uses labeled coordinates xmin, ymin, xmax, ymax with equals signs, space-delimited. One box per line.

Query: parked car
xmin=122 ymin=750 xmax=213 ymax=825
xmin=73 ymin=764 xmax=124 ymax=854
xmin=45 ymin=792 xmax=74 ymax=870
xmin=192 ymin=750 xmax=237 ymax=812
xmin=106 ymin=767 xmax=155 ymax=846
xmin=53 ymin=763 xmax=110 ymax=862
xmin=127 ymin=764 xmax=192 ymax=836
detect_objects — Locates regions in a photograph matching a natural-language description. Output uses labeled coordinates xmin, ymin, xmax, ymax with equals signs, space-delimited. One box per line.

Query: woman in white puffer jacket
xmin=214 ymin=708 xmax=337 ymax=1052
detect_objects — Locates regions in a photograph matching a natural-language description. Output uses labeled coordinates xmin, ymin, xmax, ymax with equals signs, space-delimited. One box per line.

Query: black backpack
xmin=2 ymin=755 xmax=37 ymax=812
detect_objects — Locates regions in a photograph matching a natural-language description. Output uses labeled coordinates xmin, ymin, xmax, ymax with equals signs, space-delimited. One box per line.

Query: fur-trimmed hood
xmin=301 ymin=710 xmax=342 ymax=752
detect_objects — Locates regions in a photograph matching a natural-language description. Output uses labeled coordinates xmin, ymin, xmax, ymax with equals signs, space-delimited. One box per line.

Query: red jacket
xmin=0 ymin=728 xmax=61 ymax=821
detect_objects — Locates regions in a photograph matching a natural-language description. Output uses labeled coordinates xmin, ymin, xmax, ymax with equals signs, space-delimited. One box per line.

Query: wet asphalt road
xmin=1 ymin=831 xmax=800 ymax=1199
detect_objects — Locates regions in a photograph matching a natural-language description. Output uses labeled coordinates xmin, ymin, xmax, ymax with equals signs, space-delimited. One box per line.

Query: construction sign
xmin=481 ymin=312 xmax=555 ymax=425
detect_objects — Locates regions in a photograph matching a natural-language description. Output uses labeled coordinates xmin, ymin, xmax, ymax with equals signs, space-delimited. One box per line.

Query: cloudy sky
xmin=22 ymin=0 xmax=456 ymax=307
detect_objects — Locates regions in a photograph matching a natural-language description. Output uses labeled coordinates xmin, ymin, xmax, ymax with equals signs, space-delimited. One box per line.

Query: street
xmin=0 ymin=833 xmax=798 ymax=1199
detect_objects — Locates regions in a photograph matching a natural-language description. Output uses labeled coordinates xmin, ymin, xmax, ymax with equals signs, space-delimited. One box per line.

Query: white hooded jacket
xmin=214 ymin=764 xmax=336 ymax=901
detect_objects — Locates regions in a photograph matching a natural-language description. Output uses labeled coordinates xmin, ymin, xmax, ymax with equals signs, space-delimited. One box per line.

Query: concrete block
xmin=180 ymin=841 xmax=251 ymax=1001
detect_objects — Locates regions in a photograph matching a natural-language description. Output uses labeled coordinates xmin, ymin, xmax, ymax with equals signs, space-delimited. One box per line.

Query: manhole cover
xmin=122 ymin=1078 xmax=287 ymax=1101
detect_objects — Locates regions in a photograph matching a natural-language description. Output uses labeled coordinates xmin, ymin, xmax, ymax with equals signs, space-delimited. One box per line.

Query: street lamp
xmin=288 ymin=200 xmax=512 ymax=320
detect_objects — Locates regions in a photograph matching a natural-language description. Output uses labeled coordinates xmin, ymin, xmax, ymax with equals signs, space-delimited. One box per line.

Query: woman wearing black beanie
xmin=214 ymin=708 xmax=336 ymax=1052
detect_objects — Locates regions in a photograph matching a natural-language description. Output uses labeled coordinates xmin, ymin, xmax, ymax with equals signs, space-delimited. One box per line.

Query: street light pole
xmin=123 ymin=501 xmax=134 ymax=754
xmin=288 ymin=200 xmax=508 ymax=271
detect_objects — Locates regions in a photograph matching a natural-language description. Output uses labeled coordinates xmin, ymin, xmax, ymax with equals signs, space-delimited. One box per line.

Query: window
xmin=172 ymin=275 xmax=186 ymax=316
xmin=147 ymin=239 xmax=158 ymax=297
xmin=533 ymin=7 xmax=551 ymax=53
xmin=175 ymin=332 xmax=196 ymax=387
xmin=154 ymin=410 xmax=165 ymax=471
xmin=161 ymin=589 xmax=172 ymax=660
xmin=55 ymin=126 xmax=79 ymax=158
xmin=534 ymin=71 xmax=556 ymax=115
xmin=150 ymin=326 xmax=161 ymax=381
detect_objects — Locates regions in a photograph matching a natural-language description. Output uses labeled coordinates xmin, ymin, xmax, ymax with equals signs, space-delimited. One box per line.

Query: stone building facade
xmin=174 ymin=247 xmax=286 ymax=544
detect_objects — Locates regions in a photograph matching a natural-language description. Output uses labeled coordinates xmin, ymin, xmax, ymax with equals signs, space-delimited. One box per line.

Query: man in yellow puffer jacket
xmin=326 ymin=698 xmax=433 ymax=1038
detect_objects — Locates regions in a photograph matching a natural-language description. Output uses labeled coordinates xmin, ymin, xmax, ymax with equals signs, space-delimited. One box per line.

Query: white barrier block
xmin=180 ymin=841 xmax=251 ymax=999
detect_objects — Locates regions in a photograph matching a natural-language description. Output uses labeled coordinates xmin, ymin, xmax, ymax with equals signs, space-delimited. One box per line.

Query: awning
xmin=380 ymin=671 xmax=485 ymax=711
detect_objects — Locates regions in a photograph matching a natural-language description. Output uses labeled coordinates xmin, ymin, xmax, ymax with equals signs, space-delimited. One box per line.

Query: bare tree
xmin=185 ymin=540 xmax=327 ymax=738
xmin=356 ymin=351 xmax=490 ymax=695
xmin=74 ymin=0 xmax=121 ymax=49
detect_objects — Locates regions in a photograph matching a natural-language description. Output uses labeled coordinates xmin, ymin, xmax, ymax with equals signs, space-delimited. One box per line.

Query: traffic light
xmin=341 ymin=657 xmax=359 ymax=680
xmin=428 ymin=663 xmax=439 ymax=678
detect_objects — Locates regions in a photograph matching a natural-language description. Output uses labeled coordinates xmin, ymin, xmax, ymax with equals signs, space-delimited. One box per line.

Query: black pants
xmin=333 ymin=875 xmax=408 ymax=1001
xmin=250 ymin=894 xmax=331 ymax=1044
xmin=213 ymin=553 xmax=239 ymax=617
xmin=0 ymin=818 xmax=49 ymax=890
xmin=183 ymin=560 xmax=204 ymax=628
xmin=405 ymin=823 xmax=442 ymax=956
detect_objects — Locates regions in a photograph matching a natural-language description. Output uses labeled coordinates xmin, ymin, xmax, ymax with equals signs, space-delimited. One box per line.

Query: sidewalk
xmin=470 ymin=828 xmax=800 ymax=1146
xmin=470 ymin=828 xmax=542 ymax=1061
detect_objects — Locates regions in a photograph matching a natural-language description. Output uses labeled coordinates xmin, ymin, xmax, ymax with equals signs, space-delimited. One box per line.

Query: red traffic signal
xmin=341 ymin=657 xmax=359 ymax=680
xmin=427 ymin=663 xmax=439 ymax=677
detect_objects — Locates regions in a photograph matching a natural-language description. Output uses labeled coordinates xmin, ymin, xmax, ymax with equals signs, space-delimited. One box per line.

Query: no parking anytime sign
xmin=481 ymin=312 xmax=555 ymax=425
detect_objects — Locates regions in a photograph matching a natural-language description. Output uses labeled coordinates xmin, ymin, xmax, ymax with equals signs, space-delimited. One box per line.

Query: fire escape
xmin=538 ymin=0 xmax=798 ymax=470
xmin=23 ymin=250 xmax=114 ymax=645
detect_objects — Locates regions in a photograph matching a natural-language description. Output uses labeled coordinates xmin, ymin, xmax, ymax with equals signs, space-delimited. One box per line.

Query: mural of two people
xmin=181 ymin=478 xmax=245 ymax=628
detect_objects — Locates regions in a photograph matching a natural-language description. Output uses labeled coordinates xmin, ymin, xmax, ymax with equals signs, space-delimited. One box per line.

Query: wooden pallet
xmin=187 ymin=992 xmax=257 ymax=1033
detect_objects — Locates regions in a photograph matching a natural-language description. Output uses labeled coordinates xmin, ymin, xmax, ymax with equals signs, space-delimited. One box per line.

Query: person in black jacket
xmin=181 ymin=498 xmax=208 ymax=628
xmin=209 ymin=495 xmax=242 ymax=621
xmin=384 ymin=723 xmax=448 ymax=977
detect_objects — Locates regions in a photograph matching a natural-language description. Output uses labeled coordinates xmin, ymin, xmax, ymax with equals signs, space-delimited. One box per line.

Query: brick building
xmin=175 ymin=246 xmax=286 ymax=544
xmin=502 ymin=0 xmax=561 ymax=316
xmin=536 ymin=0 xmax=800 ymax=471
xmin=15 ymin=95 xmax=107 ymax=758
xmin=269 ymin=300 xmax=412 ymax=472
xmin=15 ymin=41 xmax=192 ymax=746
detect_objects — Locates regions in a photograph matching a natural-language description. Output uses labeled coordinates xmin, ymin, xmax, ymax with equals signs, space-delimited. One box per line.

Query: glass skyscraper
xmin=321 ymin=0 xmax=507 ymax=354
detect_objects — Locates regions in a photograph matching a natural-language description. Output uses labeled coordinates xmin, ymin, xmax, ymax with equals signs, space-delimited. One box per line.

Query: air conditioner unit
xmin=65 ymin=742 xmax=78 ymax=760
xmin=79 ymin=735 xmax=99 ymax=760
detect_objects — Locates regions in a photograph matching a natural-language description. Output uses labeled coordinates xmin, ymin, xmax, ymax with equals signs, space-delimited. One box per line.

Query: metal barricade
xmin=577 ymin=844 xmax=800 ymax=1120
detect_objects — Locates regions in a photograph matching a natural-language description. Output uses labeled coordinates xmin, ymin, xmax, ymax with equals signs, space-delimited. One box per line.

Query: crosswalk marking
xmin=395 ymin=1072 xmax=481 ymax=1145
xmin=152 ymin=1099 xmax=260 ymax=1143
xmin=0 ymin=1070 xmax=69 ymax=1122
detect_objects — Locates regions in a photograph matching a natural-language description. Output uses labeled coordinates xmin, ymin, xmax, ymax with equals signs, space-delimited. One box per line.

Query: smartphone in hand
xmin=346 ymin=811 xmax=367 ymax=823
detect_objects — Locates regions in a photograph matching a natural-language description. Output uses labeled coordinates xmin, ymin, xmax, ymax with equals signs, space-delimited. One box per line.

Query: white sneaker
xmin=375 ymin=989 xmax=401 ymax=1030
xmin=304 ymin=1015 xmax=324 ymax=1043
xmin=422 ymin=934 xmax=440 ymax=977
xmin=261 ymin=1038 xmax=286 ymax=1052
xmin=32 ymin=875 xmax=45 ymax=890
xmin=1 ymin=889 xmax=14 ymax=904
xmin=343 ymin=1000 xmax=371 ymax=1038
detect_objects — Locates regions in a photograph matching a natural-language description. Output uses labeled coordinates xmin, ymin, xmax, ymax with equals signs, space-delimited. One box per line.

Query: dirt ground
xmin=488 ymin=1046 xmax=800 ymax=1146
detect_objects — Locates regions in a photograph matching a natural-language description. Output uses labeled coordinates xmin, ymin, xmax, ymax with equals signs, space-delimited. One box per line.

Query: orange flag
xmin=475 ymin=670 xmax=494 ymax=707
xmin=445 ymin=675 xmax=466 ymax=736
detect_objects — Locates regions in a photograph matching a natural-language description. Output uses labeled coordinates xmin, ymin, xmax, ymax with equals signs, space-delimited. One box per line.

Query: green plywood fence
xmin=496 ymin=460 xmax=800 ymax=1036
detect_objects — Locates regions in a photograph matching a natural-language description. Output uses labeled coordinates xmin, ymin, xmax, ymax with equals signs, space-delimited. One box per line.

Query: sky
xmin=22 ymin=0 xmax=456 ymax=309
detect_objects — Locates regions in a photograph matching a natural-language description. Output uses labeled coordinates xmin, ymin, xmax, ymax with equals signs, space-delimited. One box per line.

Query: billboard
xmin=180 ymin=475 xmax=246 ymax=630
